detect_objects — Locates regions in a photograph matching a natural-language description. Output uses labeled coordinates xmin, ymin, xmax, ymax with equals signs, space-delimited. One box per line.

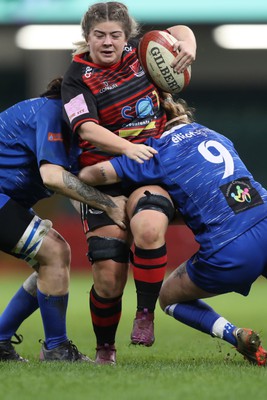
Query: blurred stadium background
xmin=0 ymin=0 xmax=267 ymax=271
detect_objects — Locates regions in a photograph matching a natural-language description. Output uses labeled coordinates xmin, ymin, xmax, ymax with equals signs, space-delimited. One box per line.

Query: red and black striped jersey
xmin=62 ymin=38 xmax=167 ymax=167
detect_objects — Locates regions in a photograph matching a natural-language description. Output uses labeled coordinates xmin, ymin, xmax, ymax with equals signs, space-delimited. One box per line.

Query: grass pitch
xmin=0 ymin=272 xmax=266 ymax=400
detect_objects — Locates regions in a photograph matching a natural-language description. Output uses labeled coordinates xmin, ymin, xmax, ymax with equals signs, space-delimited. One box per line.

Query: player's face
xmin=87 ymin=21 xmax=127 ymax=66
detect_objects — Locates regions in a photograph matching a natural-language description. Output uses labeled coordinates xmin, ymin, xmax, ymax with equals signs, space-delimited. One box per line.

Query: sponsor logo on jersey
xmin=220 ymin=177 xmax=263 ymax=214
xmin=100 ymin=81 xmax=118 ymax=93
xmin=124 ymin=45 xmax=133 ymax=53
xmin=84 ymin=66 xmax=93 ymax=79
xmin=121 ymin=96 xmax=154 ymax=121
xmin=169 ymin=129 xmax=205 ymax=143
xmin=48 ymin=132 xmax=63 ymax=141
xmin=129 ymin=59 xmax=145 ymax=77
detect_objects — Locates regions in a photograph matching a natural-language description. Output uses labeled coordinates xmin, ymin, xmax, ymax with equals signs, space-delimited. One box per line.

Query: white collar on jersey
xmin=161 ymin=123 xmax=187 ymax=138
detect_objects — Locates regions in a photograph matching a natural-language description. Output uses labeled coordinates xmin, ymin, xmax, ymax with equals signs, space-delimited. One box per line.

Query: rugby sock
xmin=132 ymin=244 xmax=167 ymax=312
xmin=90 ymin=285 xmax=122 ymax=346
xmin=211 ymin=317 xmax=237 ymax=346
xmin=37 ymin=289 xmax=68 ymax=349
xmin=0 ymin=286 xmax=39 ymax=341
xmin=165 ymin=300 xmax=221 ymax=334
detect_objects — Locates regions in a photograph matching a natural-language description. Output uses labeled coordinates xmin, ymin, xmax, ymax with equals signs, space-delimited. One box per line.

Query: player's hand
xmin=124 ymin=143 xmax=158 ymax=164
xmin=171 ymin=40 xmax=196 ymax=74
xmin=105 ymin=195 xmax=128 ymax=229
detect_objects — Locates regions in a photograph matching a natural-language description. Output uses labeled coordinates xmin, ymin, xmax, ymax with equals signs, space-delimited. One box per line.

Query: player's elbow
xmin=39 ymin=163 xmax=62 ymax=190
xmin=78 ymin=166 xmax=99 ymax=186
xmin=78 ymin=167 xmax=92 ymax=184
xmin=78 ymin=167 xmax=87 ymax=182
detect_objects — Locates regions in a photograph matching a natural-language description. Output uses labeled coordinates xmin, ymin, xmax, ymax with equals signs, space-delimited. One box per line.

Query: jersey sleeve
xmin=61 ymin=62 xmax=98 ymax=133
xmin=110 ymin=147 xmax=165 ymax=185
xmin=35 ymin=99 xmax=69 ymax=168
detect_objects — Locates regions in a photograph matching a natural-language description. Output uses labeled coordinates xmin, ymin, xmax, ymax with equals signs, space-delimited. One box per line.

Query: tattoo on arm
xmin=62 ymin=171 xmax=116 ymax=208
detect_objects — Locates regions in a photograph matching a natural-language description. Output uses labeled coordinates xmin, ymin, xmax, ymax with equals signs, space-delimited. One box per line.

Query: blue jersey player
xmin=78 ymin=93 xmax=267 ymax=366
xmin=0 ymin=77 xmax=127 ymax=362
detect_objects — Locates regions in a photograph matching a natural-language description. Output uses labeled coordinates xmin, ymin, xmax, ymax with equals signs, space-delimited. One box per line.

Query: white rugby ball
xmin=138 ymin=30 xmax=191 ymax=94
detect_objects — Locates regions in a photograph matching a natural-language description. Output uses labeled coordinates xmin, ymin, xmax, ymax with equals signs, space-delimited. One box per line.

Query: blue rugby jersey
xmin=0 ymin=97 xmax=77 ymax=208
xmin=110 ymin=122 xmax=267 ymax=257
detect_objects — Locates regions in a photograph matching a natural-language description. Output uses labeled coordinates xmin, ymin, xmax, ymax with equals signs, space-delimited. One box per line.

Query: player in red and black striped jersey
xmin=63 ymin=37 xmax=166 ymax=167
xmin=61 ymin=1 xmax=196 ymax=364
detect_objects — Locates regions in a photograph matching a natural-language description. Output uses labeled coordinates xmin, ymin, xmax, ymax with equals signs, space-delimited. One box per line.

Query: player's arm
xmin=78 ymin=122 xmax=157 ymax=164
xmin=39 ymin=162 xmax=126 ymax=229
xmin=167 ymin=25 xmax=197 ymax=73
xmin=78 ymin=160 xmax=120 ymax=186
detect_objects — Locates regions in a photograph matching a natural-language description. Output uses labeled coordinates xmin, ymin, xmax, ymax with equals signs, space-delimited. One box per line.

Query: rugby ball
xmin=138 ymin=30 xmax=191 ymax=94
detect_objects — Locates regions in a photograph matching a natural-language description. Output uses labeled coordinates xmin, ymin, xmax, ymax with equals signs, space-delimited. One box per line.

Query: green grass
xmin=0 ymin=272 xmax=266 ymax=400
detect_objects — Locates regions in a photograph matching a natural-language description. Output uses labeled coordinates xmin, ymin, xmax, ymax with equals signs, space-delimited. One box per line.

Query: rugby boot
xmin=234 ymin=328 xmax=267 ymax=366
xmin=95 ymin=343 xmax=116 ymax=365
xmin=130 ymin=308 xmax=155 ymax=346
xmin=0 ymin=333 xmax=28 ymax=362
xmin=39 ymin=339 xmax=93 ymax=362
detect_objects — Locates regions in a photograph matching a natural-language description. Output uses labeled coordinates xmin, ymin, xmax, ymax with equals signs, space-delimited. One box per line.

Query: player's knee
xmin=132 ymin=218 xmax=164 ymax=246
xmin=37 ymin=229 xmax=71 ymax=270
xmin=39 ymin=236 xmax=71 ymax=288
xmin=51 ymin=236 xmax=71 ymax=267
xmin=131 ymin=191 xmax=174 ymax=245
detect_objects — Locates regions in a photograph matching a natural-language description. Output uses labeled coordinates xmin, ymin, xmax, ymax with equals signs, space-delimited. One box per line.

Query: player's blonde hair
xmin=160 ymin=92 xmax=195 ymax=129
xmin=73 ymin=2 xmax=140 ymax=57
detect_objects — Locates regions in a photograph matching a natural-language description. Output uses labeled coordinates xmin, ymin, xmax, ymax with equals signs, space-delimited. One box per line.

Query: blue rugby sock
xmin=222 ymin=322 xmax=237 ymax=346
xmin=0 ymin=286 xmax=39 ymax=341
xmin=165 ymin=300 xmax=221 ymax=335
xmin=211 ymin=317 xmax=237 ymax=345
xmin=37 ymin=289 xmax=68 ymax=349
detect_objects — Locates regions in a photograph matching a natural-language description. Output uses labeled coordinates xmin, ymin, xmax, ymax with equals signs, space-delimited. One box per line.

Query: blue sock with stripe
xmin=223 ymin=322 xmax=237 ymax=345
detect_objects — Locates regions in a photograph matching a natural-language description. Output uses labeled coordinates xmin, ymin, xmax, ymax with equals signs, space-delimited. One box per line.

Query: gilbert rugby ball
xmin=138 ymin=30 xmax=191 ymax=94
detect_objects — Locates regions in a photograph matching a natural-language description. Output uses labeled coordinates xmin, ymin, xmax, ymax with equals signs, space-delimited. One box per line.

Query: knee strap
xmin=12 ymin=216 xmax=52 ymax=267
xmin=88 ymin=236 xmax=130 ymax=264
xmin=0 ymin=196 xmax=52 ymax=267
xmin=133 ymin=191 xmax=175 ymax=221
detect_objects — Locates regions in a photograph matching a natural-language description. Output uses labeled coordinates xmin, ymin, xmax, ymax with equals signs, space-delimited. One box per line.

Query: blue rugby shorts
xmin=186 ymin=217 xmax=267 ymax=296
